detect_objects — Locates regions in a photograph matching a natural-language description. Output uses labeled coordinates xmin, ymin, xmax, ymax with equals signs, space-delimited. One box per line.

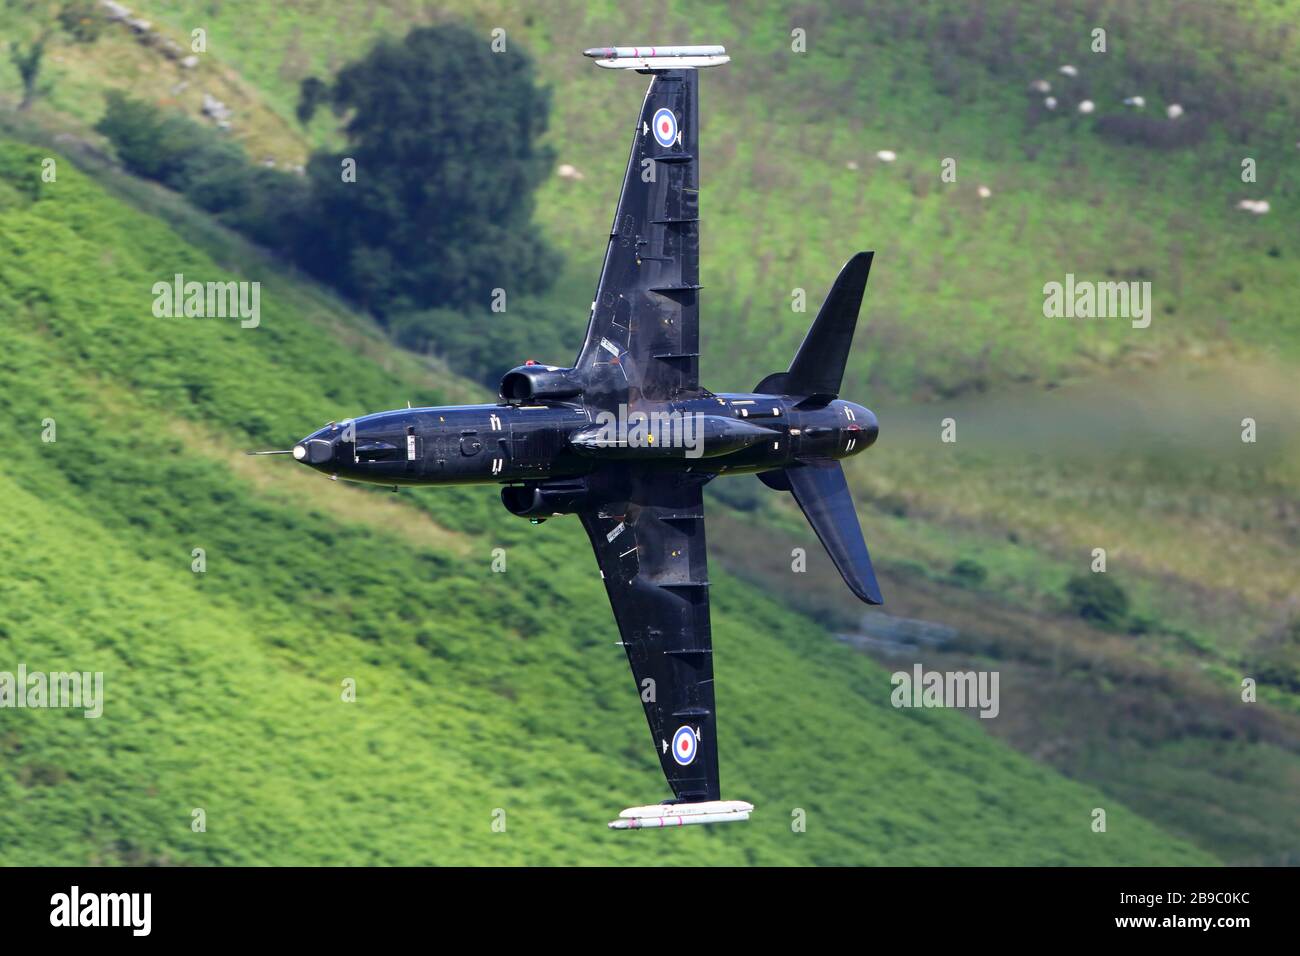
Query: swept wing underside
xmin=578 ymin=468 xmax=719 ymax=801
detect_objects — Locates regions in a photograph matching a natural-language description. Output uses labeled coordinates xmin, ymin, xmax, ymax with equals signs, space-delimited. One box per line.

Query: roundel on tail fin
xmin=652 ymin=108 xmax=678 ymax=147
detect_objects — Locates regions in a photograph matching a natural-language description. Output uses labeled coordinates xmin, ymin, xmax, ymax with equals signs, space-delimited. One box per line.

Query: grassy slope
xmin=4 ymin=0 xmax=1295 ymax=864
xmin=0 ymin=140 xmax=1213 ymax=865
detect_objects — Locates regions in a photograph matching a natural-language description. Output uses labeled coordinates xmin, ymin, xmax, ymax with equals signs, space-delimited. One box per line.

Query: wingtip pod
xmin=583 ymin=44 xmax=726 ymax=58
xmin=584 ymin=44 xmax=730 ymax=70
xmin=608 ymin=800 xmax=754 ymax=829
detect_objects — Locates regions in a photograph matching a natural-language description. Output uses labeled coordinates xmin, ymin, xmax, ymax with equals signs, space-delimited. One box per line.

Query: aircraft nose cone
xmin=300 ymin=437 xmax=337 ymax=465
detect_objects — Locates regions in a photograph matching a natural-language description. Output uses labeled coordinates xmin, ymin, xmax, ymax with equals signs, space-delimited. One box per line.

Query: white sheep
xmin=1167 ymin=103 xmax=1184 ymax=119
xmin=1078 ymin=99 xmax=1095 ymax=114
xmin=1044 ymin=96 xmax=1058 ymax=110
xmin=1123 ymin=96 xmax=1146 ymax=108
xmin=875 ymin=150 xmax=897 ymax=163
xmin=1059 ymin=64 xmax=1078 ymax=77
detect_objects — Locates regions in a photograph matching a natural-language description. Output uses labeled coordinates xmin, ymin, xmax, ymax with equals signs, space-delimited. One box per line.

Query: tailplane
xmin=783 ymin=460 xmax=883 ymax=605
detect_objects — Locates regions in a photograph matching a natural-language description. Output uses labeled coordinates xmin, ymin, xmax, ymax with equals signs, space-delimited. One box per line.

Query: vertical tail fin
xmin=756 ymin=252 xmax=874 ymax=401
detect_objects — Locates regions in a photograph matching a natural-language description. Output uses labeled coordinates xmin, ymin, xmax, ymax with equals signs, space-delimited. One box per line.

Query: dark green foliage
xmin=95 ymin=93 xmax=309 ymax=249
xmin=1254 ymin=620 xmax=1300 ymax=693
xmin=949 ymin=558 xmax=988 ymax=588
xmin=298 ymin=24 xmax=560 ymax=316
xmin=175 ymin=138 xmax=253 ymax=210
xmin=389 ymin=297 xmax=583 ymax=384
xmin=1065 ymin=573 xmax=1130 ymax=629
xmin=9 ymin=33 xmax=48 ymax=110
xmin=295 ymin=76 xmax=328 ymax=125
xmin=386 ymin=307 xmax=466 ymax=356
xmin=94 ymin=25 xmax=564 ymax=378
xmin=707 ymin=475 xmax=764 ymax=512
xmin=57 ymin=0 xmax=103 ymax=43
xmin=216 ymin=166 xmax=312 ymax=250
xmin=96 ymin=92 xmax=205 ymax=186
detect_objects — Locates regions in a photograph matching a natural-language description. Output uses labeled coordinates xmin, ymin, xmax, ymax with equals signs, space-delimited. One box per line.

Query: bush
xmin=95 ymin=92 xmax=197 ymax=186
xmin=215 ymin=167 xmax=311 ymax=251
xmin=1065 ymin=573 xmax=1130 ymax=629
xmin=387 ymin=308 xmax=464 ymax=356
xmin=177 ymin=140 xmax=255 ymax=213
xmin=58 ymin=1 xmax=104 ymax=43
xmin=1253 ymin=619 xmax=1300 ymax=693
xmin=949 ymin=558 xmax=988 ymax=588
xmin=708 ymin=476 xmax=764 ymax=512
xmin=96 ymin=93 xmax=310 ymax=251
xmin=389 ymin=297 xmax=582 ymax=387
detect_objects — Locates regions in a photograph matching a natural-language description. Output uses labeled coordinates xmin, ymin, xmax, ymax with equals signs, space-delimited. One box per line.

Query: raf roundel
xmin=671 ymin=725 xmax=698 ymax=766
xmin=652 ymin=107 xmax=678 ymax=147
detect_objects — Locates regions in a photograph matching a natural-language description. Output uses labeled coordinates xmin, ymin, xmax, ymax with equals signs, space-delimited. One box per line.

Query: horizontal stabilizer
xmin=609 ymin=800 xmax=753 ymax=829
xmin=786 ymin=460 xmax=883 ymax=604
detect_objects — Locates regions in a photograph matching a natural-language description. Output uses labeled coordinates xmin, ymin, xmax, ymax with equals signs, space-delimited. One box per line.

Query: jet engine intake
xmin=500 ymin=479 xmax=592 ymax=519
xmin=499 ymin=365 xmax=583 ymax=405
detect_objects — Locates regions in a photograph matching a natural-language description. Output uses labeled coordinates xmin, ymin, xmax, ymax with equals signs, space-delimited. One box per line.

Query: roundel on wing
xmin=671 ymin=725 xmax=698 ymax=766
xmin=652 ymin=108 xmax=678 ymax=147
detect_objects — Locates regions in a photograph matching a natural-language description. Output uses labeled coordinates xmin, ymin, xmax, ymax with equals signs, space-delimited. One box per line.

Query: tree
xmin=8 ymin=32 xmax=49 ymax=111
xmin=295 ymin=76 xmax=328 ymax=125
xmin=7 ymin=2 xmax=103 ymax=110
xmin=297 ymin=24 xmax=560 ymax=316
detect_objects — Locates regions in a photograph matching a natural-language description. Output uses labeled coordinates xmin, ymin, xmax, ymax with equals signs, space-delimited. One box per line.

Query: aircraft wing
xmin=578 ymin=467 xmax=719 ymax=801
xmin=574 ymin=68 xmax=703 ymax=408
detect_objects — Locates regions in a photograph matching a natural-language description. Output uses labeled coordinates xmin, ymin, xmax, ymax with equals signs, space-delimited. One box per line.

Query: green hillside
xmin=0 ymin=142 xmax=1213 ymax=865
xmin=2 ymin=0 xmax=1296 ymax=866
xmin=9 ymin=0 xmax=1293 ymax=397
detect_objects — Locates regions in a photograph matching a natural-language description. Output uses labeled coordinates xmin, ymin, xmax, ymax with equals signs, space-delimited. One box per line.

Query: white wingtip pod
xmin=608 ymin=799 xmax=753 ymax=829
xmin=584 ymin=44 xmax=730 ymax=70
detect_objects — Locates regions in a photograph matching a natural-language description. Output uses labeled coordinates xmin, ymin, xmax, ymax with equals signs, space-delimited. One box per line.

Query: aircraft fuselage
xmin=294 ymin=393 xmax=878 ymax=489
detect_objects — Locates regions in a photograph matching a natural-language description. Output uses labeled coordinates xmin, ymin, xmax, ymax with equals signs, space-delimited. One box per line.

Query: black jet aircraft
xmin=256 ymin=44 xmax=882 ymax=829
